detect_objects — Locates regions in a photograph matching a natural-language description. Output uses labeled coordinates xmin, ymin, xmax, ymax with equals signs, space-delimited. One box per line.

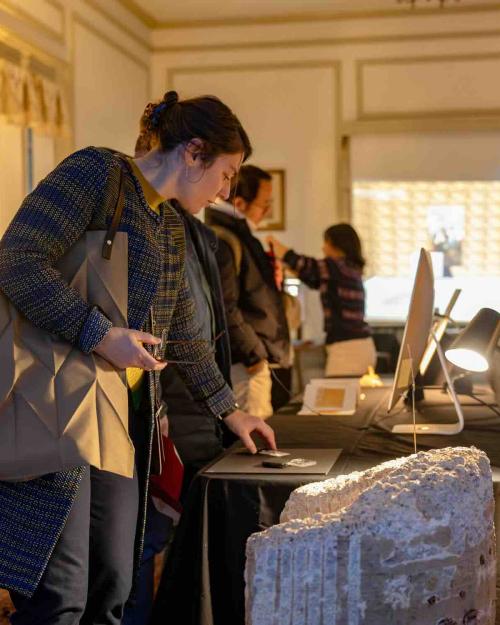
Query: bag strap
xmin=101 ymin=165 xmax=125 ymax=260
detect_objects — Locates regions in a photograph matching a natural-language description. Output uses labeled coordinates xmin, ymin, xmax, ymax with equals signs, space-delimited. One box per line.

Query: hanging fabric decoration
xmin=0 ymin=58 xmax=69 ymax=137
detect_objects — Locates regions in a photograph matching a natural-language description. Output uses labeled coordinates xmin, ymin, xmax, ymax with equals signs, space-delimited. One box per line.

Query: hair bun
xmin=163 ymin=90 xmax=179 ymax=108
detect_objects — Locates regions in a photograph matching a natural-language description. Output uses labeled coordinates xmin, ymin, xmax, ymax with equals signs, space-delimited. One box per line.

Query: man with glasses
xmin=206 ymin=165 xmax=291 ymax=419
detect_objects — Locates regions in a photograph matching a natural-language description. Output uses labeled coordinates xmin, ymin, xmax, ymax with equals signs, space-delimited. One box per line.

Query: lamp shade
xmin=445 ymin=308 xmax=500 ymax=372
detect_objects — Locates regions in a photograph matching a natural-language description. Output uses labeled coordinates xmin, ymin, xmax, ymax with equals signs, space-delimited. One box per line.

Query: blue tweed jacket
xmin=0 ymin=147 xmax=235 ymax=596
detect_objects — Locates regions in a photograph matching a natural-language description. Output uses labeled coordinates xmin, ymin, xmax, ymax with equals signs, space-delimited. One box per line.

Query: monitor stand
xmin=391 ymin=331 xmax=465 ymax=436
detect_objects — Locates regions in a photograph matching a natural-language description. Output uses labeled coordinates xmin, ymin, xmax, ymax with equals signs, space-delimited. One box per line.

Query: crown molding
xmin=153 ymin=27 xmax=500 ymax=54
xmin=0 ymin=25 xmax=68 ymax=69
xmin=0 ymin=0 xmax=64 ymax=43
xmin=84 ymin=0 xmax=152 ymax=50
xmin=152 ymin=2 xmax=500 ymax=30
xmin=113 ymin=1 xmax=500 ymax=32
xmin=115 ymin=0 xmax=157 ymax=28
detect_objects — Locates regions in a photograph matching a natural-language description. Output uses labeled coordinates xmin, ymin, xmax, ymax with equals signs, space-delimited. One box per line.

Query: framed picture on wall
xmin=258 ymin=169 xmax=285 ymax=231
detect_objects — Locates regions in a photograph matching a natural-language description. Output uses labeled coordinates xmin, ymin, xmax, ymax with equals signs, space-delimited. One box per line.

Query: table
xmin=151 ymin=385 xmax=500 ymax=625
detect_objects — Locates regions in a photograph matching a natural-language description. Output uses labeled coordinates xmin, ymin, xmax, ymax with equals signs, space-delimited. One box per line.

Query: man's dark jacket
xmin=205 ymin=206 xmax=290 ymax=369
xmin=160 ymin=208 xmax=232 ymax=479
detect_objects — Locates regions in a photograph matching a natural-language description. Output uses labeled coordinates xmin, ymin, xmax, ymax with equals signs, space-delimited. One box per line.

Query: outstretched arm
xmin=266 ymin=235 xmax=321 ymax=290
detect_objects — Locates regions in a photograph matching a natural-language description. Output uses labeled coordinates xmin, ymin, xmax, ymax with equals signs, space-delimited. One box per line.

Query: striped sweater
xmin=283 ymin=249 xmax=371 ymax=344
xmin=0 ymin=147 xmax=235 ymax=596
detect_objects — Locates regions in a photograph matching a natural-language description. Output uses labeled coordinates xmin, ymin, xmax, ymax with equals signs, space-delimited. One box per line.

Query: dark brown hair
xmin=324 ymin=223 xmax=365 ymax=270
xmin=135 ymin=102 xmax=157 ymax=156
xmin=232 ymin=164 xmax=271 ymax=204
xmin=138 ymin=91 xmax=252 ymax=165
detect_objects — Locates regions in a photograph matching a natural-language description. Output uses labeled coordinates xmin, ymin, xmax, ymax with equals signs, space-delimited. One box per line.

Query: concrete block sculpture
xmin=245 ymin=447 xmax=495 ymax=625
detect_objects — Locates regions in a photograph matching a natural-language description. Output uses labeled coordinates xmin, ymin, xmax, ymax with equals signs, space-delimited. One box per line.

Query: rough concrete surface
xmin=245 ymin=447 xmax=496 ymax=625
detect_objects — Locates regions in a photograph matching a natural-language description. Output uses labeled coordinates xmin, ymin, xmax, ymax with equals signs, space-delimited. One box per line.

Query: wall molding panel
xmin=357 ymin=52 xmax=500 ymax=121
xmin=166 ymin=60 xmax=342 ymax=211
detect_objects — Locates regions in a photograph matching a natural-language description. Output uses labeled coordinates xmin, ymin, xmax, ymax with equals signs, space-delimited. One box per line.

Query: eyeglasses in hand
xmin=153 ymin=330 xmax=225 ymax=365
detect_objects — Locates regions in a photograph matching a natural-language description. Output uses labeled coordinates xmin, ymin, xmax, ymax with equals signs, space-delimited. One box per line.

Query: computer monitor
xmin=388 ymin=248 xmax=435 ymax=412
xmin=388 ymin=248 xmax=465 ymax=435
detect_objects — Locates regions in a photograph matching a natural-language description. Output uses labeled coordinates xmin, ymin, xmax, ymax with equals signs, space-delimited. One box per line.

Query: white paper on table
xmin=298 ymin=378 xmax=359 ymax=416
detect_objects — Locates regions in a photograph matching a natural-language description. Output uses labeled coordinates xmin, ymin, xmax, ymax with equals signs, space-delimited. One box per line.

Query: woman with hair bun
xmin=0 ymin=91 xmax=275 ymax=625
xmin=267 ymin=223 xmax=376 ymax=377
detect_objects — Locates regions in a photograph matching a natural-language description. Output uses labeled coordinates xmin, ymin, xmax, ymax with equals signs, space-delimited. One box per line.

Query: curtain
xmin=0 ymin=59 xmax=69 ymax=137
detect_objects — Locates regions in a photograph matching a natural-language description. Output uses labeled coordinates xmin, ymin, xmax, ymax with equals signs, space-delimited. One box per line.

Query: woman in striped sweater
xmin=267 ymin=223 xmax=376 ymax=377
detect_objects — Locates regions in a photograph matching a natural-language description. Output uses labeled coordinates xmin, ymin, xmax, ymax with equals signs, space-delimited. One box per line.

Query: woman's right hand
xmin=265 ymin=235 xmax=289 ymax=260
xmin=93 ymin=327 xmax=167 ymax=371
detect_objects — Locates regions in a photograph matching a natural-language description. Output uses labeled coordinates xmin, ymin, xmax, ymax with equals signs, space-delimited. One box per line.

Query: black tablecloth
xmin=151 ymin=386 xmax=500 ymax=625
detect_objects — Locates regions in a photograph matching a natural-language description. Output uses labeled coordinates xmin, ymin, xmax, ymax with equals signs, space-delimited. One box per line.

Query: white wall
xmin=151 ymin=3 xmax=500 ymax=338
xmin=0 ymin=122 xmax=24 ymax=235
xmin=170 ymin=63 xmax=337 ymax=337
xmin=32 ymin=133 xmax=56 ymax=187
xmin=352 ymin=131 xmax=500 ymax=181
xmin=73 ymin=20 xmax=149 ymax=153
xmin=3 ymin=2 xmax=500 ymax=335
xmin=68 ymin=0 xmax=151 ymax=153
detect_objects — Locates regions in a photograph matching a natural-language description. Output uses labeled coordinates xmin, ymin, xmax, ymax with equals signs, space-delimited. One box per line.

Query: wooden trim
xmin=335 ymin=62 xmax=343 ymax=223
xmin=358 ymin=50 xmax=500 ymax=67
xmin=343 ymin=116 xmax=500 ymax=134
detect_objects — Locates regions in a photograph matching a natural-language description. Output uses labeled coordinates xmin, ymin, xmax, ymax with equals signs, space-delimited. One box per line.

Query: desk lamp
xmin=445 ymin=308 xmax=500 ymax=372
xmin=445 ymin=308 xmax=500 ymax=396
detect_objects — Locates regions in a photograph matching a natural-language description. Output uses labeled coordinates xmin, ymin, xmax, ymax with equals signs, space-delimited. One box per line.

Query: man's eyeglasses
xmin=153 ymin=330 xmax=225 ymax=365
xmin=250 ymin=200 xmax=273 ymax=215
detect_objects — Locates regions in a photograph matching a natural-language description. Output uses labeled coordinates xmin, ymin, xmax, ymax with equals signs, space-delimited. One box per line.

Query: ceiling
xmin=121 ymin=0 xmax=500 ymax=28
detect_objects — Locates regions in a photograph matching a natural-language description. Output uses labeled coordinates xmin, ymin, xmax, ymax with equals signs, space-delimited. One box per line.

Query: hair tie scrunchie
xmin=150 ymin=102 xmax=167 ymax=129
xmin=149 ymin=91 xmax=179 ymax=129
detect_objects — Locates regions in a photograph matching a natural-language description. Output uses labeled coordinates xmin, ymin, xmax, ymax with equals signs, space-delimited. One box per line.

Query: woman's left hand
xmin=223 ymin=409 xmax=277 ymax=454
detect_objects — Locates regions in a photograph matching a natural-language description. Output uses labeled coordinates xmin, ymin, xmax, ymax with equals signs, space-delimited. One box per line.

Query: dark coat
xmin=205 ymin=207 xmax=290 ymax=369
xmin=182 ymin=211 xmax=231 ymax=384
xmin=160 ymin=209 xmax=233 ymax=479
